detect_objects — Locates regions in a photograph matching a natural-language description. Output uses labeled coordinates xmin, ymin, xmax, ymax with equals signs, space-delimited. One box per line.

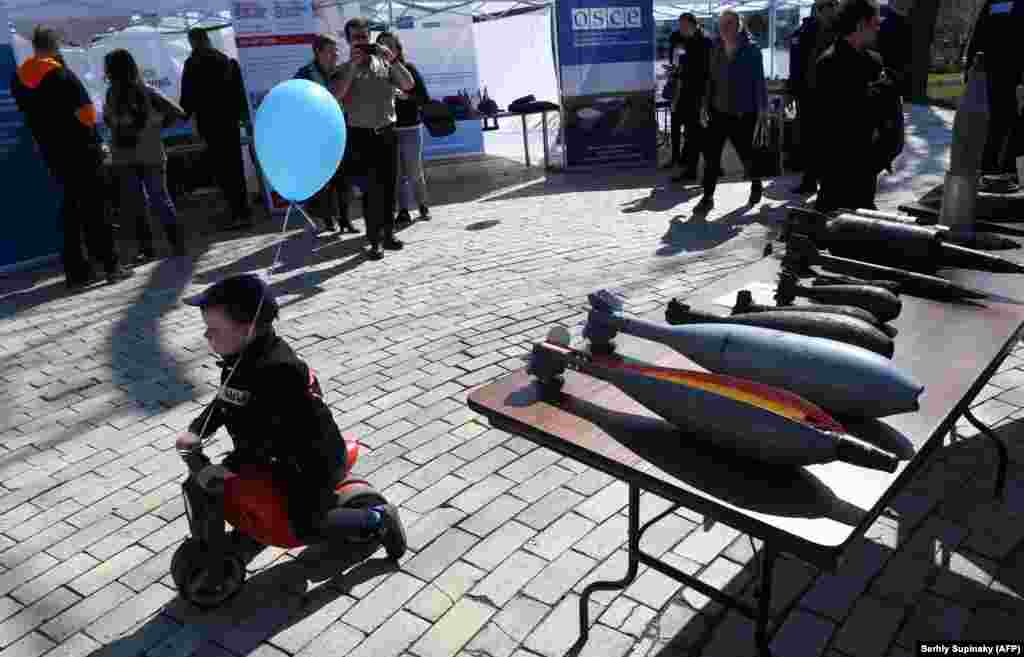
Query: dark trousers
xmin=983 ymin=71 xmax=1022 ymax=174
xmin=795 ymin=95 xmax=820 ymax=185
xmin=702 ymin=109 xmax=760 ymax=196
xmin=200 ymin=122 xmax=251 ymax=220
xmin=671 ymin=97 xmax=705 ymax=173
xmin=816 ymin=150 xmax=878 ymax=213
xmin=342 ymin=126 xmax=398 ymax=247
xmin=307 ymin=163 xmax=350 ymax=228
xmin=52 ymin=159 xmax=119 ymax=283
xmin=116 ymin=164 xmax=183 ymax=256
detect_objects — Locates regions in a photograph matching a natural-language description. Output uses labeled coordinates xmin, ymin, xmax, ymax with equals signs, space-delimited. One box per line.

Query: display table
xmin=468 ymin=248 xmax=1024 ymax=656
xmin=481 ymin=108 xmax=556 ymax=169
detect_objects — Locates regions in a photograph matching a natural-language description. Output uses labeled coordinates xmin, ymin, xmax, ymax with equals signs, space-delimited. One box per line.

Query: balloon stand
xmin=270 ymin=202 xmax=320 ymax=270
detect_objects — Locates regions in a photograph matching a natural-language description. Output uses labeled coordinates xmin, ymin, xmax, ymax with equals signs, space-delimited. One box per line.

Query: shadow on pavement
xmin=85 ymin=542 xmax=396 ymax=657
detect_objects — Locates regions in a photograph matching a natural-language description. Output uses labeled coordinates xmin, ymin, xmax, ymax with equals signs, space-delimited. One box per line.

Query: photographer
xmin=333 ymin=18 xmax=415 ymax=260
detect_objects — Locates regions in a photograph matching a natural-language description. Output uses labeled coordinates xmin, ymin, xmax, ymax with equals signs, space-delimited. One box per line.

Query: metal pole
xmin=389 ymin=0 xmax=394 ymax=28
xmin=768 ymin=0 xmax=776 ymax=79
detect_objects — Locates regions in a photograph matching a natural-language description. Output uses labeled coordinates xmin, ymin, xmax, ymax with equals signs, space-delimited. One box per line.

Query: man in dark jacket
xmin=294 ymin=33 xmax=358 ymax=235
xmin=175 ymin=274 xmax=407 ymax=558
xmin=814 ymin=0 xmax=884 ymax=213
xmin=696 ymin=11 xmax=768 ymax=214
xmin=787 ymin=0 xmax=837 ymax=194
xmin=11 ymin=26 xmax=131 ymax=289
xmin=667 ymin=13 xmax=713 ymax=182
xmin=180 ymin=28 xmax=253 ymax=230
xmin=963 ymin=0 xmax=1024 ymax=174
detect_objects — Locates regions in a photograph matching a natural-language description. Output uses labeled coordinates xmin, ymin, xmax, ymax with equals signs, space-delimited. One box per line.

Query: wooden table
xmin=468 ymin=251 xmax=1024 ymax=656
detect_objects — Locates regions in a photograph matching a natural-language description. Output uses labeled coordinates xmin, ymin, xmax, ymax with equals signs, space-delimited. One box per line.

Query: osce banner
xmin=555 ymin=0 xmax=656 ymax=168
xmin=394 ymin=13 xmax=484 ymax=159
xmin=0 ymin=3 xmax=63 ymax=270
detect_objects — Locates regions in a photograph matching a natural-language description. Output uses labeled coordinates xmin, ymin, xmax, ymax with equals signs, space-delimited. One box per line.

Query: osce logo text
xmin=571 ymin=6 xmax=643 ymax=30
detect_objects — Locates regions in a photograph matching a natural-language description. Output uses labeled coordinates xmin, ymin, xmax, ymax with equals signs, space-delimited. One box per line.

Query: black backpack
xmin=421 ymin=100 xmax=456 ymax=138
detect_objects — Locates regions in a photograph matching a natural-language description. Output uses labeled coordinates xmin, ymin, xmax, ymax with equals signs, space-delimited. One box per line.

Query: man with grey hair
xmin=332 ymin=17 xmax=415 ymax=260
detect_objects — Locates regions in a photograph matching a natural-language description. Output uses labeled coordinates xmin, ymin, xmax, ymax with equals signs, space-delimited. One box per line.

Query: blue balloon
xmin=253 ymin=79 xmax=346 ymax=202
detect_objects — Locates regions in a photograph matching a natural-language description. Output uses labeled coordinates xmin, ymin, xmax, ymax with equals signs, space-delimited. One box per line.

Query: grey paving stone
xmin=0 ymin=632 xmax=55 ymax=657
xmin=38 ymin=632 xmax=101 ymax=657
xmin=67 ymin=545 xmax=153 ymax=597
xmin=523 ymin=548 xmax=597 ymax=605
xmin=523 ymin=594 xmax=586 ymax=657
xmin=462 ymin=521 xmax=537 ymax=572
xmin=575 ymin=480 xmax=630 ymax=524
xmin=769 ymin=609 xmax=835 ymax=657
xmin=0 ymin=553 xmax=61 ymax=597
xmin=85 ymin=515 xmax=165 ymax=561
xmin=498 ymin=448 xmax=564 ymax=484
xmin=0 ymin=587 xmax=81 ymax=650
xmin=406 ymin=508 xmax=469 ymax=553
xmin=406 ymin=583 xmax=455 ymax=622
xmin=516 ymin=487 xmax=586 ymax=531
xmin=409 ymin=597 xmax=495 ymax=657
xmin=433 ymin=561 xmax=488 ymax=603
xmin=831 ymin=596 xmax=907 ymax=657
xmin=462 ymin=622 xmax=518 ymax=657
xmin=293 ymin=620 xmax=365 ymax=657
xmin=343 ymin=572 xmax=427 ymax=633
xmin=453 ymin=446 xmax=519 ymax=484
xmin=404 ymin=454 xmax=468 ymax=491
xmin=672 ymin=522 xmax=741 ymax=566
xmin=491 ymin=595 xmax=551 ymax=643
xmin=508 ymin=464 xmax=577 ymax=505
xmin=447 ymin=475 xmax=516 ymax=515
xmin=39 ymin=581 xmax=135 ymax=642
xmin=575 ymin=515 xmax=629 ymax=562
xmin=470 ymin=549 xmax=547 ymax=608
xmin=403 ymin=529 xmax=480 ymax=582
xmin=458 ymin=495 xmax=529 ymax=539
xmin=405 ymin=475 xmax=474 ymax=515
xmin=10 ymin=552 xmax=100 ymax=606
xmin=0 ymin=523 xmax=77 ymax=570
xmin=83 ymin=582 xmax=177 ymax=644
xmin=524 ymin=512 xmax=596 ymax=561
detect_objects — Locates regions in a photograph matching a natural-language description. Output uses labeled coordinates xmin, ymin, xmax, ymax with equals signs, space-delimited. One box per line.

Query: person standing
xmin=375 ymin=31 xmax=431 ymax=226
xmin=332 ymin=17 xmax=415 ymax=260
xmin=294 ymin=33 xmax=358 ymax=235
xmin=104 ymin=49 xmax=188 ymax=263
xmin=180 ymin=27 xmax=253 ymax=230
xmin=787 ymin=0 xmax=838 ymax=194
xmin=695 ymin=11 xmax=768 ymax=214
xmin=11 ymin=26 xmax=131 ymax=289
xmin=814 ymin=0 xmax=884 ymax=213
xmin=667 ymin=13 xmax=713 ymax=182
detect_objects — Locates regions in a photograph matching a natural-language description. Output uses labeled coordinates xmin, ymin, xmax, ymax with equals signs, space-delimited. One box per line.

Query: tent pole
xmin=389 ymin=0 xmax=394 ymax=28
xmin=768 ymin=0 xmax=776 ymax=79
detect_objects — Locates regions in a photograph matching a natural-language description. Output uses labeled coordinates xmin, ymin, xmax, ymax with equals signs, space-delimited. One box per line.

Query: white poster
xmin=233 ymin=0 xmax=320 ymax=109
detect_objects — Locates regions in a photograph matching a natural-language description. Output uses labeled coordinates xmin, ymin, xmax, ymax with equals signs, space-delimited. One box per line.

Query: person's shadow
xmin=621 ymin=185 xmax=703 ymax=214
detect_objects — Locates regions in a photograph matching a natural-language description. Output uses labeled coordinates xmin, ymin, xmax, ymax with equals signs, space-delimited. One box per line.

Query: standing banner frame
xmin=554 ymin=0 xmax=657 ymax=169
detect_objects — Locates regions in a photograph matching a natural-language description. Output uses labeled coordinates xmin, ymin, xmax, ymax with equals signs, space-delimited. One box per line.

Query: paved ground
xmin=1 ymin=104 xmax=1022 ymax=657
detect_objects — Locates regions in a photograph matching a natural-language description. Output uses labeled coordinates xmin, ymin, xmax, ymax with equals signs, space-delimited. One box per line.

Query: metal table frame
xmin=471 ymin=257 xmax=1023 ymax=657
xmin=482 ymin=109 xmax=554 ymax=169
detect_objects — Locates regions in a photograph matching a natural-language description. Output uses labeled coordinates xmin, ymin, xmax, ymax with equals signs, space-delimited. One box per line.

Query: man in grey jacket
xmin=332 ymin=17 xmax=415 ymax=260
xmin=696 ymin=10 xmax=768 ymax=214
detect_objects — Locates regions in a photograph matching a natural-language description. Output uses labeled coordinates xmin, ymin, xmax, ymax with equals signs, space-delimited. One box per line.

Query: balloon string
xmin=192 ymin=200 xmax=299 ymax=450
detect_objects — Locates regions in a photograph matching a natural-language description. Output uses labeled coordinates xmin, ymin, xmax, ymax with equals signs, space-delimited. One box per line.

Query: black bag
xmin=421 ymin=100 xmax=456 ymax=137
xmin=661 ymin=77 xmax=676 ymax=102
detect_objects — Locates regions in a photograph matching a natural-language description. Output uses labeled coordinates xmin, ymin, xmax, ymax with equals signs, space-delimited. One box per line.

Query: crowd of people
xmin=11 ymin=17 xmax=435 ymax=290
xmin=663 ymin=0 xmax=908 ymax=215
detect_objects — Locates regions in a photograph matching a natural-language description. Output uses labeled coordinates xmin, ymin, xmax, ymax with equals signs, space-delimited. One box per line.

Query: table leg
xmin=754 ymin=546 xmax=779 ymax=657
xmin=963 ymin=408 xmax=1009 ymax=500
xmin=541 ymin=111 xmax=550 ymax=170
xmin=521 ymin=115 xmax=531 ymax=168
xmin=570 ymin=484 xmax=641 ymax=656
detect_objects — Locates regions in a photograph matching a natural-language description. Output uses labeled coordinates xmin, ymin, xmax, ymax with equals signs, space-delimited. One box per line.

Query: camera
xmin=357 ymin=43 xmax=379 ymax=55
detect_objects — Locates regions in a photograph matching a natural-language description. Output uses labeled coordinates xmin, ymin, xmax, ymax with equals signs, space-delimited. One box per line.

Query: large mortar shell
xmin=823 ymin=213 xmax=942 ymax=262
xmin=936 ymin=241 xmax=1024 ymax=274
xmin=785 ymin=235 xmax=989 ymax=301
xmin=777 ymin=275 xmax=903 ymax=323
xmin=848 ymin=209 xmax=1020 ymax=250
xmin=585 ymin=296 xmax=924 ymax=418
xmin=733 ymin=289 xmax=888 ymax=329
xmin=811 ymin=275 xmax=903 ymax=294
xmin=665 ymin=299 xmax=894 ymax=358
xmin=533 ymin=341 xmax=898 ymax=471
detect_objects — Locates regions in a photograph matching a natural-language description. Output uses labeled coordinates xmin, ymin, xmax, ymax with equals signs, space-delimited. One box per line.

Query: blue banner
xmin=0 ymin=43 xmax=63 ymax=271
xmin=555 ymin=0 xmax=657 ymax=168
xmin=423 ymin=120 xmax=485 ymax=160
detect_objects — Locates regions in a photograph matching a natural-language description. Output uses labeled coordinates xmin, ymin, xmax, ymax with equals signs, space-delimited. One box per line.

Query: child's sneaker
xmin=374 ymin=504 xmax=407 ymax=560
